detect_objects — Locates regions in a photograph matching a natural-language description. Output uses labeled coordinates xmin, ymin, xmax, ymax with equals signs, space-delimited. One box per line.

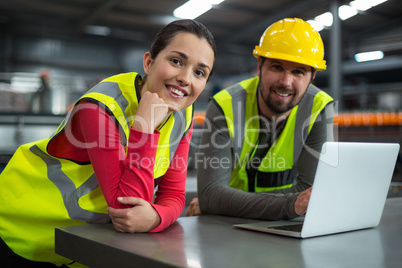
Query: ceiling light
xmin=307 ymin=0 xmax=388 ymax=32
xmin=307 ymin=20 xmax=324 ymax=32
xmin=339 ymin=5 xmax=358 ymax=20
xmin=173 ymin=0 xmax=224 ymax=20
xmin=350 ymin=0 xmax=388 ymax=11
xmin=354 ymin=51 xmax=384 ymax=62
xmin=349 ymin=0 xmax=372 ymax=11
xmin=314 ymin=12 xmax=333 ymax=27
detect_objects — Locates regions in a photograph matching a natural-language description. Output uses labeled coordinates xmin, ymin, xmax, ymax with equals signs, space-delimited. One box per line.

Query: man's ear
xmin=143 ymin=52 xmax=153 ymax=75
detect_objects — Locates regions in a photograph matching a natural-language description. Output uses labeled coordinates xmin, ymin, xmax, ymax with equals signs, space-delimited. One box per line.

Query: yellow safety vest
xmin=213 ymin=77 xmax=333 ymax=192
xmin=0 ymin=72 xmax=193 ymax=266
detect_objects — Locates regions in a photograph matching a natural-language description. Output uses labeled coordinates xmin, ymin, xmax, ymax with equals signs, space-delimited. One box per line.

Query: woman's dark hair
xmin=150 ymin=19 xmax=216 ymax=62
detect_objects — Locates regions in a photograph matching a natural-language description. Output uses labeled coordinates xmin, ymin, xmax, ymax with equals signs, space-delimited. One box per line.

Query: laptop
xmin=233 ymin=142 xmax=400 ymax=238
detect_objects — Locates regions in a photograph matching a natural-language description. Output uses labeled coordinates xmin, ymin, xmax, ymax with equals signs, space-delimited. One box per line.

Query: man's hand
xmin=294 ymin=187 xmax=312 ymax=216
xmin=107 ymin=197 xmax=161 ymax=233
xmin=185 ymin=197 xmax=201 ymax=216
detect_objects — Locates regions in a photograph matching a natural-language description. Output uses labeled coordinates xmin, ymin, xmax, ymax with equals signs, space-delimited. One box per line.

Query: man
xmin=187 ymin=18 xmax=334 ymax=220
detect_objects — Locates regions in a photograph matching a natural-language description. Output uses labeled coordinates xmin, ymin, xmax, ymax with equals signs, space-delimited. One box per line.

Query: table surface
xmin=55 ymin=198 xmax=402 ymax=268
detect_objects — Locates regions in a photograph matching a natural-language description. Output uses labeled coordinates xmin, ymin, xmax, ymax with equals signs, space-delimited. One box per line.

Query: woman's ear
xmin=143 ymin=52 xmax=153 ymax=75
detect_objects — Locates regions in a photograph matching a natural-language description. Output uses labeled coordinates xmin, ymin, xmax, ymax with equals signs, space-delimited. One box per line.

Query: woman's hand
xmin=132 ymin=91 xmax=169 ymax=133
xmin=294 ymin=187 xmax=312 ymax=216
xmin=107 ymin=197 xmax=161 ymax=233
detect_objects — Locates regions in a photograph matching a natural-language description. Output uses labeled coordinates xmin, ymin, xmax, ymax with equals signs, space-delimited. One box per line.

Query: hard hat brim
xmin=253 ymin=46 xmax=327 ymax=71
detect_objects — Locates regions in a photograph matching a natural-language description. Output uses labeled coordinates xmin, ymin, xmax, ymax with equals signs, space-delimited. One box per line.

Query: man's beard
xmin=259 ymin=81 xmax=309 ymax=116
xmin=264 ymin=87 xmax=295 ymax=114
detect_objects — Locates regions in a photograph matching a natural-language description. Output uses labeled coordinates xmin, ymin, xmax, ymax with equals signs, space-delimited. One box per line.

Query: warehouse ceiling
xmin=1 ymin=0 xmax=402 ymax=79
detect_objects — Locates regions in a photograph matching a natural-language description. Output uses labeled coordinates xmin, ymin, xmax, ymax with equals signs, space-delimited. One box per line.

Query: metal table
xmin=55 ymin=198 xmax=402 ymax=268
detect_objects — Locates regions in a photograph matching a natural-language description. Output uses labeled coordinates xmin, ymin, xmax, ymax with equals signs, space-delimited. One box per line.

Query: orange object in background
xmin=193 ymin=111 xmax=206 ymax=126
xmin=194 ymin=111 xmax=401 ymax=127
xmin=334 ymin=112 xmax=402 ymax=127
xmin=195 ymin=111 xmax=402 ymax=127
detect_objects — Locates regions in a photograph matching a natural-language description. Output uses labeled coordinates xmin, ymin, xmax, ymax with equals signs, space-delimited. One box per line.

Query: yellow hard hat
xmin=253 ymin=18 xmax=326 ymax=71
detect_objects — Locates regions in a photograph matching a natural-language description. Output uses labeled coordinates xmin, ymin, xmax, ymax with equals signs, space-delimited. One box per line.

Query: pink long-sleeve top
xmin=48 ymin=101 xmax=191 ymax=232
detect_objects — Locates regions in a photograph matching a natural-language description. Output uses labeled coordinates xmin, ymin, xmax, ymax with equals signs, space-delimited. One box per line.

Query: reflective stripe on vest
xmin=30 ymin=144 xmax=109 ymax=223
xmin=214 ymin=77 xmax=333 ymax=192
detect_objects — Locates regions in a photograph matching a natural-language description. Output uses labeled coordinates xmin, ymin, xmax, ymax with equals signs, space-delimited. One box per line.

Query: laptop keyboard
xmin=268 ymin=223 xmax=303 ymax=232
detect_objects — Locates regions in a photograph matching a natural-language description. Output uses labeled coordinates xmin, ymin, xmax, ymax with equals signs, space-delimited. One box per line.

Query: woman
xmin=0 ymin=19 xmax=216 ymax=267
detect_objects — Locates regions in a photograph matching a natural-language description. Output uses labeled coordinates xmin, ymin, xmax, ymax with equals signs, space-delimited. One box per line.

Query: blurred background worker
xmin=187 ymin=18 xmax=334 ymax=219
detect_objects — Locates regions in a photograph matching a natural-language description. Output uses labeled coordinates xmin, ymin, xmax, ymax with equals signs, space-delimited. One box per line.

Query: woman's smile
xmin=166 ymin=85 xmax=188 ymax=99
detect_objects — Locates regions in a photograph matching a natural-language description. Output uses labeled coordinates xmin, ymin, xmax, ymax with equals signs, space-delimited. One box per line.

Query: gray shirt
xmin=196 ymin=97 xmax=334 ymax=220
